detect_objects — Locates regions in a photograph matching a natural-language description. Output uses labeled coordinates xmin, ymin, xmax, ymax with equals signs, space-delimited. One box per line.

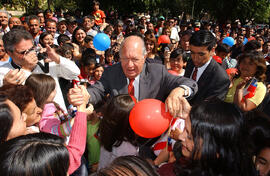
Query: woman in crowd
xmin=144 ymin=35 xmax=162 ymax=64
xmin=224 ymin=51 xmax=267 ymax=112
xmin=0 ymin=133 xmax=69 ymax=176
xmin=98 ymin=94 xmax=137 ymax=170
xmin=39 ymin=32 xmax=54 ymax=48
xmin=160 ymin=98 xmax=257 ymax=176
xmin=0 ymin=85 xmax=42 ymax=132
xmin=168 ymin=48 xmax=186 ymax=76
xmin=72 ymin=26 xmax=87 ymax=47
xmin=0 ymin=94 xmax=27 ymax=143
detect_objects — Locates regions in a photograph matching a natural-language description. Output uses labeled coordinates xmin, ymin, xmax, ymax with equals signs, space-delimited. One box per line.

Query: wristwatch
xmin=179 ymin=85 xmax=189 ymax=97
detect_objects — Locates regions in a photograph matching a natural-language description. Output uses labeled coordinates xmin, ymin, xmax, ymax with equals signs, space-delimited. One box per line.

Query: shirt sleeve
xmin=49 ymin=56 xmax=80 ymax=80
xmin=248 ymin=82 xmax=266 ymax=106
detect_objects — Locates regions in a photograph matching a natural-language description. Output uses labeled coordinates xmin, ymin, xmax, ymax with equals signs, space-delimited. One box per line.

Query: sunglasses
xmin=14 ymin=46 xmax=36 ymax=55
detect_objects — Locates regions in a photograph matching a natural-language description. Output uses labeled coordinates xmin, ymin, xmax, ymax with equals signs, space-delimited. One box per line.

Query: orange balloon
xmin=129 ymin=99 xmax=173 ymax=138
xmin=158 ymin=35 xmax=171 ymax=45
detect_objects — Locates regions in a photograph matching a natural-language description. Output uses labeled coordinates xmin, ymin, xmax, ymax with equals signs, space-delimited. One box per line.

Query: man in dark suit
xmin=184 ymin=30 xmax=230 ymax=105
xmin=85 ymin=35 xmax=198 ymax=117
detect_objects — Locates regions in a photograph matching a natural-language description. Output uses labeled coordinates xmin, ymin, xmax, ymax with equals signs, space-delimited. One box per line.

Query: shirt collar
xmin=197 ymin=58 xmax=212 ymax=71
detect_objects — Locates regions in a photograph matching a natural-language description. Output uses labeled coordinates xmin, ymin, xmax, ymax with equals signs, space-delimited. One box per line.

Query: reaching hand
xmin=165 ymin=87 xmax=191 ymax=118
xmin=44 ymin=45 xmax=60 ymax=64
xmin=3 ymin=69 xmax=27 ymax=85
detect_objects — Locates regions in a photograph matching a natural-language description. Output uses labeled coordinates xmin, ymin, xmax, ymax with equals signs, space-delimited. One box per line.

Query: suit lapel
xmin=118 ymin=65 xmax=129 ymax=94
xmin=197 ymin=59 xmax=215 ymax=88
xmin=184 ymin=60 xmax=195 ymax=78
xmin=138 ymin=64 xmax=150 ymax=101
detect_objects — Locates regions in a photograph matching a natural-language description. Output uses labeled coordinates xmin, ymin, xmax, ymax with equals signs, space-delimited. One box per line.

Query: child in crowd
xmin=84 ymin=35 xmax=95 ymax=49
xmin=89 ymin=63 xmax=104 ymax=85
xmin=213 ymin=43 xmax=230 ymax=64
xmin=79 ymin=48 xmax=97 ymax=84
xmin=25 ymin=74 xmax=90 ymax=175
xmin=57 ymin=43 xmax=74 ymax=60
xmin=104 ymin=48 xmax=115 ymax=67
xmin=25 ymin=74 xmax=80 ymax=137
xmin=214 ymin=43 xmax=237 ymax=69
xmin=98 ymin=94 xmax=137 ymax=170
xmin=92 ymin=0 xmax=106 ymax=26
xmin=87 ymin=101 xmax=104 ymax=173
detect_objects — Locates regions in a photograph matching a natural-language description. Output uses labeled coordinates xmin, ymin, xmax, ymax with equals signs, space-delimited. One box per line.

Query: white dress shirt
xmin=0 ymin=56 xmax=80 ymax=112
xmin=127 ymin=73 xmax=192 ymax=99
xmin=191 ymin=58 xmax=212 ymax=82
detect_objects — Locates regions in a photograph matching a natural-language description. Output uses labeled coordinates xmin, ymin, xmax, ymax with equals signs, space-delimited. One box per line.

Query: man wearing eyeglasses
xmin=0 ymin=28 xmax=80 ymax=112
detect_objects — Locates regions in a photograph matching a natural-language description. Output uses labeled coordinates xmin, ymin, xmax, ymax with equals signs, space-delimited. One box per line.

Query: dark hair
xmin=137 ymin=24 xmax=145 ymax=31
xmin=57 ymin=34 xmax=70 ymax=46
xmin=99 ymin=94 xmax=136 ymax=152
xmin=39 ymin=31 xmax=53 ymax=48
xmin=170 ymin=48 xmax=184 ymax=59
xmin=0 ymin=85 xmax=34 ymax=112
xmin=98 ymin=155 xmax=159 ymax=176
xmin=237 ymin=51 xmax=266 ymax=82
xmin=144 ymin=35 xmax=158 ymax=54
xmin=83 ymin=15 xmax=95 ymax=22
xmin=44 ymin=9 xmax=53 ymax=15
xmin=105 ymin=48 xmax=114 ymax=57
xmin=72 ymin=26 xmax=86 ymax=45
xmin=93 ymin=0 xmax=100 ymax=6
xmin=244 ymin=111 xmax=270 ymax=156
xmin=45 ymin=18 xmax=57 ymax=25
xmin=189 ymin=30 xmax=217 ymax=51
xmin=0 ymin=132 xmax=69 ymax=176
xmin=0 ymin=95 xmax=13 ymax=143
xmin=27 ymin=15 xmax=40 ymax=25
xmin=25 ymin=74 xmax=56 ymax=109
xmin=181 ymin=30 xmax=193 ymax=38
xmin=84 ymin=35 xmax=94 ymax=43
xmin=175 ymin=98 xmax=256 ymax=176
xmin=3 ymin=28 xmax=33 ymax=52
xmin=35 ymin=9 xmax=44 ymax=16
xmin=81 ymin=48 xmax=96 ymax=66
xmin=244 ymin=40 xmax=261 ymax=52
xmin=57 ymin=43 xmax=74 ymax=58
xmin=215 ymin=43 xmax=231 ymax=53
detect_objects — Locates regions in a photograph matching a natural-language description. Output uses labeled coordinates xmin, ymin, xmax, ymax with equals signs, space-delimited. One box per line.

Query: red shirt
xmin=92 ymin=10 xmax=106 ymax=25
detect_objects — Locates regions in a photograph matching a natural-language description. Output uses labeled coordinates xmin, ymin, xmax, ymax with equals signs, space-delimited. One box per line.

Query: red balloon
xmin=158 ymin=35 xmax=171 ymax=45
xmin=168 ymin=70 xmax=179 ymax=76
xmin=129 ymin=99 xmax=173 ymax=138
xmin=226 ymin=68 xmax=238 ymax=76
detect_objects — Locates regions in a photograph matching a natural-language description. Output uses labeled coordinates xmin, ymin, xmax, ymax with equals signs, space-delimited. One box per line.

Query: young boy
xmin=92 ymin=0 xmax=106 ymax=26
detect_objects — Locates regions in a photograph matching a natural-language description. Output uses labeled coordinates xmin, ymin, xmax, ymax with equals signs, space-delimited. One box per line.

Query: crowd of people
xmin=0 ymin=0 xmax=270 ymax=175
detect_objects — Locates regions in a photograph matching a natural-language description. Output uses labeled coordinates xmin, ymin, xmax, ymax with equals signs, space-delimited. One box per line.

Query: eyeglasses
xmin=14 ymin=46 xmax=35 ymax=55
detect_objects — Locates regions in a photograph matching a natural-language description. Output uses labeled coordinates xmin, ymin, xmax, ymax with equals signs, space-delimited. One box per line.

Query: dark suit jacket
xmin=184 ymin=59 xmax=230 ymax=105
xmin=88 ymin=62 xmax=198 ymax=105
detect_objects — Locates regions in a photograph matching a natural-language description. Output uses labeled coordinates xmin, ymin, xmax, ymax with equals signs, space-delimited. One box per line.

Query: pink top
xmin=67 ymin=111 xmax=87 ymax=174
xmin=39 ymin=103 xmax=87 ymax=174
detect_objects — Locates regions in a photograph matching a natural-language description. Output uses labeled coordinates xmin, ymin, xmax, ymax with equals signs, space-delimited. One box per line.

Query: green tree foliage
xmin=3 ymin=0 xmax=270 ymax=24
xmin=192 ymin=0 xmax=270 ymax=24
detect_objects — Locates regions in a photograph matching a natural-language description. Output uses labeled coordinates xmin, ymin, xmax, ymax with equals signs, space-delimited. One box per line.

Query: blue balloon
xmin=243 ymin=38 xmax=248 ymax=45
xmin=93 ymin=33 xmax=111 ymax=51
xmin=222 ymin=37 xmax=235 ymax=47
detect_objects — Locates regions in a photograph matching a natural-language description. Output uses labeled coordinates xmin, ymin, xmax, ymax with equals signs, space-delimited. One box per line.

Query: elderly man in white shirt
xmin=0 ymin=28 xmax=80 ymax=112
